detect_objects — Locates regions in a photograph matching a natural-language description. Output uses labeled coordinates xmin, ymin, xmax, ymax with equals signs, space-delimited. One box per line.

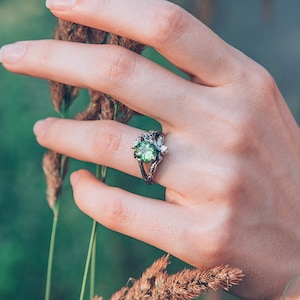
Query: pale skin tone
xmin=1 ymin=0 xmax=300 ymax=299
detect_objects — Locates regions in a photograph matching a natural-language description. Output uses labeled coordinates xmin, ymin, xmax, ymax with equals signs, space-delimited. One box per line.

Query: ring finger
xmin=34 ymin=118 xmax=173 ymax=186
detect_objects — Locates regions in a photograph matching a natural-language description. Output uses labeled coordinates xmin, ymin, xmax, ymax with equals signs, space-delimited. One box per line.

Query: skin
xmin=1 ymin=0 xmax=300 ymax=299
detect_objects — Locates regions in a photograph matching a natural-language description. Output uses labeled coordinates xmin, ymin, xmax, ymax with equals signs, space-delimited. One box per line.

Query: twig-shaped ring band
xmin=132 ymin=130 xmax=168 ymax=184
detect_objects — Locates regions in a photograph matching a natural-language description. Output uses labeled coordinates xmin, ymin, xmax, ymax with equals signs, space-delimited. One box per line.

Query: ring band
xmin=132 ymin=130 xmax=168 ymax=184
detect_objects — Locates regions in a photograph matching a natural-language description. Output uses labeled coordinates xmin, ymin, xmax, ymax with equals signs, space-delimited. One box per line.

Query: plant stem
xmin=80 ymin=220 xmax=97 ymax=300
xmin=100 ymin=166 xmax=108 ymax=183
xmin=45 ymin=203 xmax=60 ymax=300
xmin=80 ymin=165 xmax=108 ymax=300
xmin=90 ymin=230 xmax=97 ymax=300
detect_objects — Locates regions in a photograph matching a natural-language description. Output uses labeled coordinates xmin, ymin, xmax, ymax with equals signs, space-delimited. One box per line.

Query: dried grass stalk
xmin=49 ymin=20 xmax=88 ymax=113
xmin=87 ymin=27 xmax=107 ymax=44
xmin=110 ymin=34 xmax=146 ymax=54
xmin=110 ymin=255 xmax=243 ymax=300
xmin=47 ymin=21 xmax=146 ymax=202
xmin=75 ymin=90 xmax=105 ymax=121
xmin=54 ymin=19 xmax=88 ymax=42
xmin=49 ymin=82 xmax=80 ymax=114
xmin=42 ymin=151 xmax=68 ymax=210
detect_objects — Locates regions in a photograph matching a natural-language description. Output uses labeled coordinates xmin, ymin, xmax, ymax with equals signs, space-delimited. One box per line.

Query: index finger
xmin=46 ymin=0 xmax=246 ymax=86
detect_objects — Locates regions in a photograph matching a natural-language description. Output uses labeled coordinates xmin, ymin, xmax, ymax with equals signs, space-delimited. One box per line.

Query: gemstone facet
xmin=134 ymin=141 xmax=157 ymax=163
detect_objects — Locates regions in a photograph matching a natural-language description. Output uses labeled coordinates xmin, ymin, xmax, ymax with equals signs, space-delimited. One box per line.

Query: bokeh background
xmin=1 ymin=0 xmax=300 ymax=299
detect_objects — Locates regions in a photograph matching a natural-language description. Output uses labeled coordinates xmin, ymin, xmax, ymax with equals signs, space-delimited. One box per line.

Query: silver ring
xmin=132 ymin=130 xmax=168 ymax=184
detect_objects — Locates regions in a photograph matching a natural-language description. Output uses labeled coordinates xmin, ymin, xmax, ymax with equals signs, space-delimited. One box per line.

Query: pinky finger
xmin=70 ymin=169 xmax=193 ymax=262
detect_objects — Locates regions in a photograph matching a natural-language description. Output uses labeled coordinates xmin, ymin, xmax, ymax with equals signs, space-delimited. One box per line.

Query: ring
xmin=132 ymin=130 xmax=168 ymax=184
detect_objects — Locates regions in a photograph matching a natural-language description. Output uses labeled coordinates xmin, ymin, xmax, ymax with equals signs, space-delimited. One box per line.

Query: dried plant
xmin=49 ymin=81 xmax=80 ymax=115
xmin=42 ymin=151 xmax=68 ymax=213
xmin=43 ymin=19 xmax=148 ymax=300
xmin=43 ymin=152 xmax=69 ymax=300
xmin=48 ymin=19 xmax=88 ymax=114
xmin=110 ymin=255 xmax=243 ymax=300
xmin=110 ymin=34 xmax=145 ymax=54
xmin=45 ymin=20 xmax=94 ymax=300
xmin=87 ymin=27 xmax=107 ymax=45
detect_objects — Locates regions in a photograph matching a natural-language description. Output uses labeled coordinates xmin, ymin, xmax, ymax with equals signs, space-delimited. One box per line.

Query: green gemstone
xmin=135 ymin=141 xmax=157 ymax=163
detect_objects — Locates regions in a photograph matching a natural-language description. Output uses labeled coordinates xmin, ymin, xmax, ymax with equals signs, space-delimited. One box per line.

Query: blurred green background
xmin=1 ymin=0 xmax=300 ymax=299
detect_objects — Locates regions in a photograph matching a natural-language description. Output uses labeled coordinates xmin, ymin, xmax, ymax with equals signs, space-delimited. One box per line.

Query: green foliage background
xmin=1 ymin=1 xmax=300 ymax=299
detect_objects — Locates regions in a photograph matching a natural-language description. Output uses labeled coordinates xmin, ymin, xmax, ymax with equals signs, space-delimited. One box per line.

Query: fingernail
xmin=46 ymin=0 xmax=77 ymax=10
xmin=33 ymin=118 xmax=54 ymax=138
xmin=70 ymin=171 xmax=81 ymax=186
xmin=0 ymin=42 xmax=27 ymax=64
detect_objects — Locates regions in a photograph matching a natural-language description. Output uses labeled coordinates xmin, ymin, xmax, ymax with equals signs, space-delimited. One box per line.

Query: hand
xmin=1 ymin=1 xmax=300 ymax=299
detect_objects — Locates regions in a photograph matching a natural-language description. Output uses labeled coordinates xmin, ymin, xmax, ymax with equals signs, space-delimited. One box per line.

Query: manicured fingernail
xmin=46 ymin=0 xmax=77 ymax=10
xmin=0 ymin=42 xmax=27 ymax=64
xmin=33 ymin=118 xmax=54 ymax=138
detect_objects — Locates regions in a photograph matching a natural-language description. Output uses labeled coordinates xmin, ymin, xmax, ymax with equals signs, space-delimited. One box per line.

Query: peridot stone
xmin=134 ymin=141 xmax=157 ymax=163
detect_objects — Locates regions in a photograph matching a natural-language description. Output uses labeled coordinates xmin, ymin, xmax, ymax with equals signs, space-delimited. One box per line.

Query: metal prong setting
xmin=132 ymin=130 xmax=167 ymax=184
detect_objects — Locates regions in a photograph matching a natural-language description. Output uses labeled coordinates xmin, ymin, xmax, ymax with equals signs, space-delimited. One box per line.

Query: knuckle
xmin=103 ymin=47 xmax=136 ymax=86
xmin=202 ymin=237 xmax=228 ymax=264
xmin=213 ymin=166 xmax=245 ymax=201
xmin=221 ymin=112 xmax=256 ymax=155
xmin=206 ymin=229 xmax=233 ymax=264
xmin=256 ymin=69 xmax=279 ymax=107
xmin=150 ymin=3 xmax=188 ymax=45
xmin=222 ymin=67 xmax=278 ymax=154
xmin=102 ymin=190 xmax=131 ymax=231
xmin=190 ymin=214 xmax=234 ymax=265
xmin=29 ymin=41 xmax=53 ymax=68
xmin=90 ymin=122 xmax=122 ymax=161
xmin=240 ymin=64 xmax=278 ymax=107
xmin=252 ymin=65 xmax=277 ymax=93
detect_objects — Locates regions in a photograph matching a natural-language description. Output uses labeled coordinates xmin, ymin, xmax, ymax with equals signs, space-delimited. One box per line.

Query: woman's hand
xmin=1 ymin=1 xmax=300 ymax=299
